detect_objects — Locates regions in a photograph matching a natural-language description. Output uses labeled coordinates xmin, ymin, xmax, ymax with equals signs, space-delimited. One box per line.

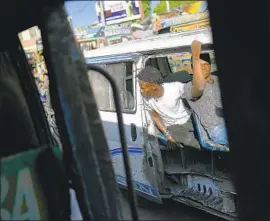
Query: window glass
xmin=167 ymin=53 xmax=192 ymax=73
xmin=209 ymin=51 xmax=217 ymax=72
xmin=167 ymin=50 xmax=217 ymax=74
xmin=88 ymin=62 xmax=135 ymax=112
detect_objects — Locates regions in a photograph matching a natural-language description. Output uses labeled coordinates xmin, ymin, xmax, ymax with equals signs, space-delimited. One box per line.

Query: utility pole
xmin=99 ymin=1 xmax=106 ymax=26
xmin=165 ymin=0 xmax=170 ymax=12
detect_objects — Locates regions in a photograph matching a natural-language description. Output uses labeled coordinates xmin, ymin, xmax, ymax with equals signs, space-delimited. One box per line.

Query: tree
xmin=170 ymin=1 xmax=196 ymax=9
xmin=153 ymin=1 xmax=166 ymax=14
xmin=153 ymin=1 xmax=196 ymax=14
xmin=141 ymin=0 xmax=151 ymax=18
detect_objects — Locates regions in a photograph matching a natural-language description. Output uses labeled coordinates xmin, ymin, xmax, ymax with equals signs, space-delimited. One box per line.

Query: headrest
xmin=163 ymin=70 xmax=192 ymax=83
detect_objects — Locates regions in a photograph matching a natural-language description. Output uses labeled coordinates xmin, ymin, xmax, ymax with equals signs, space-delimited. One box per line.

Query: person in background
xmin=138 ymin=66 xmax=200 ymax=150
xmin=183 ymin=40 xmax=228 ymax=145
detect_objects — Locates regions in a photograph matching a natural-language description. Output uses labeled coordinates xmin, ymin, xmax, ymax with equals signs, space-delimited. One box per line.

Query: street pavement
xmin=121 ymin=192 xmax=224 ymax=221
xmin=70 ymin=188 xmax=223 ymax=220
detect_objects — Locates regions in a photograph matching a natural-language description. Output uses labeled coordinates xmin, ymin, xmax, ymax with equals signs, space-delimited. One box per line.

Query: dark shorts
xmin=167 ymin=118 xmax=200 ymax=149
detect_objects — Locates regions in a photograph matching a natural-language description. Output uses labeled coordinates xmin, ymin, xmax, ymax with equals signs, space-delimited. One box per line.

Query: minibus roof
xmin=84 ymin=28 xmax=213 ymax=59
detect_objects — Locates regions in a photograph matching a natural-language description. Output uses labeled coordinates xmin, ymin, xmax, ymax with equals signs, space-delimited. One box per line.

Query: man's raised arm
xmin=191 ymin=40 xmax=206 ymax=99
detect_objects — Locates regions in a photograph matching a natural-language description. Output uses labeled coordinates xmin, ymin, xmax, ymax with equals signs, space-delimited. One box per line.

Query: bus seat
xmin=192 ymin=113 xmax=230 ymax=152
xmin=163 ymin=70 xmax=192 ymax=83
xmin=157 ymin=133 xmax=168 ymax=146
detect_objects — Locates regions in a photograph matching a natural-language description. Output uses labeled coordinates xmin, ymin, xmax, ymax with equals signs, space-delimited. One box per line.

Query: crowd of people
xmin=27 ymin=51 xmax=62 ymax=148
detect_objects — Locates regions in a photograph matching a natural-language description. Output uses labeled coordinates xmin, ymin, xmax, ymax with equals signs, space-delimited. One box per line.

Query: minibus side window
xmin=88 ymin=61 xmax=135 ymax=112
xmin=167 ymin=51 xmax=217 ymax=74
xmin=167 ymin=53 xmax=192 ymax=74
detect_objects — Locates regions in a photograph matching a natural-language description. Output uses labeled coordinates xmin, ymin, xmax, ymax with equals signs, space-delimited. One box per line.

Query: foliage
xmin=170 ymin=1 xmax=196 ymax=9
xmin=141 ymin=0 xmax=151 ymax=18
xmin=153 ymin=1 xmax=165 ymax=14
xmin=153 ymin=1 xmax=196 ymax=14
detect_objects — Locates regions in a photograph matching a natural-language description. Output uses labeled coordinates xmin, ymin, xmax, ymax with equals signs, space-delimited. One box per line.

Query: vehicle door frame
xmin=86 ymin=53 xmax=162 ymax=203
xmin=139 ymin=45 xmax=215 ymax=195
xmin=142 ymin=44 xmax=214 ymax=75
xmin=141 ymin=44 xmax=215 ymax=132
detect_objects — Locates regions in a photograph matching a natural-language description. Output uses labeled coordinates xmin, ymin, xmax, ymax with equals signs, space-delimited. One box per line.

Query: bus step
xmin=172 ymin=187 xmax=223 ymax=211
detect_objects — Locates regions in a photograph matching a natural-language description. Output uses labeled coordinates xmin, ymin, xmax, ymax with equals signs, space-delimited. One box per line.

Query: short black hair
xmin=191 ymin=53 xmax=211 ymax=64
xmin=191 ymin=53 xmax=211 ymax=69
xmin=137 ymin=66 xmax=164 ymax=84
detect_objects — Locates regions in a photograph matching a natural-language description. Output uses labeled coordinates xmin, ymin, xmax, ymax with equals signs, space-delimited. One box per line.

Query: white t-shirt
xmin=143 ymin=82 xmax=191 ymax=127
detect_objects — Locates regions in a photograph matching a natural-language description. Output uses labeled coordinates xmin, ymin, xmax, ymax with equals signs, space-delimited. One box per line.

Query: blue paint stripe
xmin=112 ymin=149 xmax=142 ymax=153
xmin=112 ymin=147 xmax=142 ymax=151
xmin=116 ymin=174 xmax=158 ymax=197
xmin=86 ymin=54 xmax=137 ymax=64
xmin=111 ymin=147 xmax=143 ymax=156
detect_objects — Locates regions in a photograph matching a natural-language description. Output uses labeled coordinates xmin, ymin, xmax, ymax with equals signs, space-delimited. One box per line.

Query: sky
xmin=64 ymin=1 xmax=160 ymax=28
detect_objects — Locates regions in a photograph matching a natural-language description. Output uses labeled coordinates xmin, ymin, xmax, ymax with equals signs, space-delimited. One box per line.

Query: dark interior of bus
xmin=0 ymin=22 xmax=70 ymax=220
xmin=1 ymin=0 xmax=270 ymax=220
xmin=0 ymin=41 xmax=42 ymax=158
xmin=1 ymin=2 xmax=122 ymax=220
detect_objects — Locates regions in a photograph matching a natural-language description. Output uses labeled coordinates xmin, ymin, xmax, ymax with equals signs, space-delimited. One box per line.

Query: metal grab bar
xmin=87 ymin=64 xmax=139 ymax=221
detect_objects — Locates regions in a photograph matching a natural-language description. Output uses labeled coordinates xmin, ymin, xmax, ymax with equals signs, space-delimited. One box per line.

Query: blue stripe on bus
xmin=86 ymin=54 xmax=137 ymax=64
xmin=116 ymin=174 xmax=158 ymax=197
xmin=111 ymin=147 xmax=143 ymax=156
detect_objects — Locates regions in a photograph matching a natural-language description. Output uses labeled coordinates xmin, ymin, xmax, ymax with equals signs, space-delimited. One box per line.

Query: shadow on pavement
xmin=120 ymin=189 xmax=224 ymax=221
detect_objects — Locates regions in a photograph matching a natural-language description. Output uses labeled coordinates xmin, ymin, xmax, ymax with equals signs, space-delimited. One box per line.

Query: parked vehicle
xmin=85 ymin=27 xmax=237 ymax=220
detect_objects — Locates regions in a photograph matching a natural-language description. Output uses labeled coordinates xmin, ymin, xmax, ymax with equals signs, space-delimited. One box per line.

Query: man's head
xmin=191 ymin=53 xmax=212 ymax=83
xmin=200 ymin=59 xmax=212 ymax=83
xmin=138 ymin=66 xmax=164 ymax=98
